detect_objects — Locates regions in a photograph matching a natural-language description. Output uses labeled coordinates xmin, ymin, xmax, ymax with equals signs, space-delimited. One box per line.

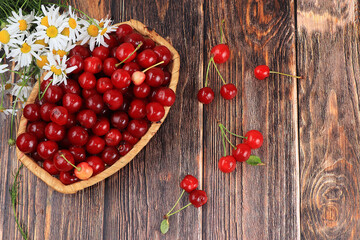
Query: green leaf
xmin=160 ymin=219 xmax=169 ymax=234
xmin=246 ymin=155 xmax=265 ymax=166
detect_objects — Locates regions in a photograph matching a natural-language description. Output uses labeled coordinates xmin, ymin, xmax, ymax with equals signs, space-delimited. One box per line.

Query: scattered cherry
xmin=180 ymin=175 xmax=198 ymax=193
xmin=197 ymin=87 xmax=214 ymax=104
xmin=244 ymin=130 xmax=263 ymax=149
xmin=220 ymin=83 xmax=237 ymax=100
xmin=254 ymin=65 xmax=303 ymax=80
xmin=218 ymin=156 xmax=236 ymax=173
xmin=232 ymin=144 xmax=251 ymax=162
xmin=189 ymin=190 xmax=208 ymax=208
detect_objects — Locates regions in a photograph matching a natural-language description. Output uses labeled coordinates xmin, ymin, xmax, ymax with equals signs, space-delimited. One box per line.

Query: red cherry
xmin=136 ymin=49 xmax=158 ymax=68
xmin=122 ymin=62 xmax=141 ymax=75
xmin=69 ymin=146 xmax=86 ymax=164
xmin=116 ymin=24 xmax=133 ymax=41
xmin=211 ymin=44 xmax=230 ymax=64
xmin=244 ymin=130 xmax=263 ymax=149
xmin=92 ymin=46 xmax=110 ymax=61
xmin=128 ymin=99 xmax=146 ymax=119
xmin=16 ymin=133 xmax=38 ymax=153
xmin=43 ymin=160 xmax=60 ymax=175
xmin=86 ymin=156 xmax=105 ymax=175
xmin=74 ymin=162 xmax=93 ymax=180
xmin=84 ymin=57 xmax=102 ymax=74
xmin=78 ymin=72 xmax=96 ymax=89
xmin=118 ymin=141 xmax=133 ymax=156
xmin=66 ymin=55 xmax=84 ymax=74
xmin=59 ymin=171 xmax=79 ymax=185
xmin=53 ymin=150 xmax=75 ymax=172
xmin=40 ymin=103 xmax=56 ymax=121
xmin=43 ymin=85 xmax=63 ymax=103
xmin=23 ymin=104 xmax=41 ymax=122
xmin=104 ymin=35 xmax=118 ymax=49
xmin=62 ymin=93 xmax=83 ymax=113
xmin=92 ymin=117 xmax=110 ymax=136
xmin=153 ymin=46 xmax=172 ymax=66
xmin=64 ymin=114 xmax=76 ymax=128
xmin=154 ymin=87 xmax=176 ymax=106
xmin=133 ymin=82 xmax=150 ymax=98
xmin=162 ymin=71 xmax=171 ymax=86
xmin=142 ymin=38 xmax=156 ymax=50
xmin=127 ymin=119 xmax=148 ymax=138
xmin=232 ymin=144 xmax=251 ymax=162
xmin=145 ymin=67 xmax=164 ymax=87
xmin=111 ymin=69 xmax=131 ymax=89
xmin=122 ymin=131 xmax=139 ymax=145
xmin=146 ymin=102 xmax=165 ymax=122
xmin=50 ymin=106 xmax=68 ymax=126
xmin=220 ymin=83 xmax=237 ymax=100
xmin=180 ymin=175 xmax=198 ymax=193
xmin=110 ymin=111 xmax=129 ymax=130
xmin=69 ymin=45 xmax=91 ymax=59
xmin=45 ymin=122 xmax=66 ymax=141
xmin=104 ymin=129 xmax=122 ymax=147
xmin=116 ymin=43 xmax=137 ymax=63
xmin=82 ymin=88 xmax=97 ymax=98
xmin=76 ymin=109 xmax=97 ymax=128
xmin=40 ymin=79 xmax=52 ymax=92
xmin=26 ymin=121 xmax=47 ymax=139
xmin=254 ymin=65 xmax=270 ymax=80
xmin=60 ymin=79 xmax=81 ymax=94
xmin=103 ymin=58 xmax=119 ymax=76
xmin=218 ymin=156 xmax=236 ymax=173
xmin=67 ymin=126 xmax=89 ymax=146
xmin=37 ymin=141 xmax=58 ymax=160
xmin=101 ymin=146 xmax=120 ymax=165
xmin=197 ymin=87 xmax=214 ymax=104
xmin=86 ymin=135 xmax=105 ymax=154
xmin=189 ymin=190 xmax=208 ymax=208
xmin=96 ymin=77 xmax=113 ymax=93
xmin=85 ymin=94 xmax=104 ymax=114
xmin=123 ymin=33 xmax=144 ymax=48
xmin=103 ymin=89 xmax=123 ymax=110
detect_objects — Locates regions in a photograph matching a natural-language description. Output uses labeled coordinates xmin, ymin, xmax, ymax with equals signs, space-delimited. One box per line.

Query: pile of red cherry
xmin=16 ymin=23 xmax=176 ymax=184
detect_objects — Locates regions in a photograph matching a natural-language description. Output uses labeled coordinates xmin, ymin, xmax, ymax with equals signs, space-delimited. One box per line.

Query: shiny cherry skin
xmin=101 ymin=146 xmax=121 ymax=165
xmin=92 ymin=117 xmax=110 ymax=136
xmin=162 ymin=71 xmax=171 ymax=86
xmin=26 ymin=121 xmax=47 ymax=139
xmin=40 ymin=103 xmax=56 ymax=121
xmin=180 ymin=175 xmax=199 ymax=193
xmin=43 ymin=160 xmax=60 ymax=175
xmin=78 ymin=72 xmax=96 ymax=89
xmin=104 ymin=34 xmax=118 ymax=49
xmin=16 ymin=133 xmax=38 ymax=153
xmin=146 ymin=102 xmax=165 ymax=122
xmin=86 ymin=136 xmax=105 ymax=154
xmin=123 ymin=33 xmax=144 ymax=48
xmin=45 ymin=122 xmax=66 ymax=141
xmin=211 ymin=44 xmax=230 ymax=64
xmin=116 ymin=43 xmax=137 ymax=63
xmin=84 ymin=56 xmax=102 ymax=74
xmin=40 ymin=79 xmax=52 ymax=92
xmin=69 ymin=146 xmax=86 ymax=164
xmin=220 ymin=83 xmax=237 ymax=100
xmin=59 ymin=171 xmax=79 ymax=185
xmin=111 ymin=69 xmax=131 ymax=89
xmin=218 ymin=156 xmax=236 ymax=173
xmin=82 ymin=88 xmax=97 ymax=98
xmin=254 ymin=65 xmax=270 ymax=80
xmin=96 ymin=77 xmax=113 ymax=93
xmin=118 ymin=141 xmax=133 ymax=156
xmin=60 ymin=79 xmax=81 ymax=94
xmin=104 ymin=129 xmax=122 ymax=146
xmin=110 ymin=47 xmax=118 ymax=58
xmin=145 ymin=67 xmax=164 ymax=87
xmin=62 ymin=93 xmax=83 ymax=114
xmin=67 ymin=126 xmax=89 ymax=146
xmin=136 ymin=49 xmax=158 ymax=68
xmin=141 ymin=38 xmax=156 ymax=50
xmin=69 ymin=45 xmax=91 ymax=59
xmin=66 ymin=55 xmax=84 ymax=74
xmin=32 ymin=151 xmax=43 ymax=162
xmin=85 ymin=94 xmax=104 ymax=114
xmin=53 ymin=150 xmax=75 ymax=172
xmin=133 ymin=82 xmax=150 ymax=98
xmin=122 ymin=131 xmax=139 ymax=145
xmin=92 ymin=46 xmax=110 ymax=61
xmin=86 ymin=156 xmax=105 ymax=175
xmin=244 ymin=130 xmax=263 ymax=149
xmin=110 ymin=111 xmax=129 ymax=130
xmin=116 ymin=24 xmax=133 ymax=41
xmin=131 ymin=71 xmax=146 ymax=86
xmin=232 ymin=144 xmax=251 ymax=162
xmin=37 ymin=141 xmax=58 ymax=160
xmin=122 ymin=62 xmax=141 ymax=75
xmin=23 ymin=104 xmax=41 ymax=122
xmin=103 ymin=89 xmax=123 ymax=110
xmin=76 ymin=109 xmax=97 ymax=128
xmin=103 ymin=58 xmax=119 ymax=76
xmin=65 ymin=114 xmax=76 ymax=128
xmin=74 ymin=162 xmax=93 ymax=180
xmin=197 ymin=87 xmax=215 ymax=104
xmin=189 ymin=190 xmax=208 ymax=208
xmin=127 ymin=119 xmax=148 ymax=138
xmin=43 ymin=85 xmax=63 ymax=103
xmin=154 ymin=87 xmax=176 ymax=106
xmin=50 ymin=106 xmax=69 ymax=125
xmin=153 ymin=46 xmax=172 ymax=66
xmin=128 ymin=99 xmax=146 ymax=119
xmin=119 ymin=98 xmax=131 ymax=112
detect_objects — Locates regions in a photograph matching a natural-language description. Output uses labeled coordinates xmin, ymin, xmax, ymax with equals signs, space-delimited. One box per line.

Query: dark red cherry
xmin=154 ymin=87 xmax=176 ymax=106
xmin=53 ymin=150 xmax=75 ymax=172
xmin=110 ymin=111 xmax=129 ymax=130
xmin=96 ymin=77 xmax=113 ymax=93
xmin=104 ymin=35 xmax=118 ymax=49
xmin=43 ymin=159 xmax=60 ymax=175
xmin=23 ymin=104 xmax=41 ymax=122
xmin=67 ymin=126 xmax=89 ymax=146
xmin=146 ymin=102 xmax=165 ymax=122
xmin=85 ymin=94 xmax=104 ymax=114
xmin=103 ymin=58 xmax=119 ymax=77
xmin=180 ymin=175 xmax=199 ymax=193
xmin=16 ymin=132 xmax=38 ymax=153
xmin=69 ymin=45 xmax=91 ymax=59
xmin=118 ymin=141 xmax=133 ymax=156
xmin=26 ymin=121 xmax=47 ymax=139
xmin=136 ymin=49 xmax=158 ymax=68
xmin=122 ymin=131 xmax=139 ymax=145
xmin=37 ymin=141 xmax=58 ymax=160
xmin=116 ymin=24 xmax=133 ymax=41
xmin=92 ymin=46 xmax=110 ymax=61
xmin=162 ymin=71 xmax=171 ymax=86
xmin=133 ymin=83 xmax=150 ymax=98
xmin=50 ymin=106 xmax=68 ymax=126
xmin=103 ymin=89 xmax=123 ymax=110
xmin=141 ymin=38 xmax=156 ymax=50
xmin=64 ymin=114 xmax=76 ymax=128
xmin=84 ymin=56 xmax=102 ymax=74
xmin=82 ymin=88 xmax=97 ymax=98
xmin=92 ymin=117 xmax=110 ymax=136
xmin=60 ymin=79 xmax=81 ymax=94
xmin=122 ymin=62 xmax=141 ymax=76
xmin=86 ymin=156 xmax=105 ymax=175
xmin=111 ymin=69 xmax=131 ymax=89
xmin=78 ymin=72 xmax=96 ymax=89
xmin=128 ymin=99 xmax=146 ymax=119
xmin=86 ymin=136 xmax=105 ymax=154
xmin=220 ymin=83 xmax=237 ymax=100
xmin=104 ymin=129 xmax=122 ymax=146
xmin=153 ymin=45 xmax=172 ymax=66
xmin=232 ymin=144 xmax=251 ymax=162
xmin=76 ymin=110 xmax=97 ymax=128
xmin=123 ymin=33 xmax=144 ymax=48
xmin=45 ymin=122 xmax=65 ymax=141
xmin=126 ymin=119 xmax=148 ymax=138
xmin=197 ymin=87 xmax=214 ymax=104
xmin=189 ymin=190 xmax=208 ymax=208
xmin=145 ymin=67 xmax=164 ymax=87
xmin=69 ymin=146 xmax=86 ymax=164
xmin=59 ymin=171 xmax=79 ymax=185
xmin=40 ymin=103 xmax=56 ymax=121
xmin=62 ymin=93 xmax=83 ymax=113
xmin=101 ymin=146 xmax=120 ymax=165
xmin=66 ymin=55 xmax=84 ymax=74
xmin=43 ymin=85 xmax=63 ymax=104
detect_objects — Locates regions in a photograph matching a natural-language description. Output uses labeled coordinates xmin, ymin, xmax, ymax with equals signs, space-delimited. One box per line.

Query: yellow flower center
xmin=87 ymin=25 xmax=99 ymax=37
xmin=0 ymin=30 xmax=10 ymax=44
xmin=21 ymin=43 xmax=31 ymax=53
xmin=5 ymin=83 xmax=12 ymax=90
xmin=69 ymin=18 xmax=77 ymax=29
xmin=99 ymin=22 xmax=104 ymax=28
xmin=61 ymin=27 xmax=70 ymax=37
xmin=36 ymin=55 xmax=49 ymax=69
xmin=18 ymin=20 xmax=27 ymax=31
xmin=41 ymin=16 xmax=49 ymax=27
xmin=35 ymin=39 xmax=47 ymax=46
xmin=46 ymin=26 xmax=58 ymax=38
xmin=51 ymin=66 xmax=62 ymax=75
xmin=100 ymin=28 xmax=107 ymax=36
xmin=56 ymin=50 xmax=67 ymax=57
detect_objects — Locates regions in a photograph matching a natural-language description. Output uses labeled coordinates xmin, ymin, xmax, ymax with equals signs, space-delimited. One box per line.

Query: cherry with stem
xmin=115 ymin=42 xmax=143 ymax=68
xmin=254 ymin=65 xmax=303 ymax=80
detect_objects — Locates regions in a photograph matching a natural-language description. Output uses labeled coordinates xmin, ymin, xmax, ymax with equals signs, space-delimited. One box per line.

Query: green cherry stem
xmin=220 ymin=123 xmax=247 ymax=139
xmin=220 ymin=19 xmax=225 ymax=44
xmin=210 ymin=58 xmax=226 ymax=84
xmin=142 ymin=61 xmax=164 ymax=73
xmin=220 ymin=126 xmax=236 ymax=149
xmin=60 ymin=154 xmax=81 ymax=171
xmin=166 ymin=189 xmax=185 ymax=216
xmin=115 ymin=42 xmax=143 ymax=67
xmin=40 ymin=78 xmax=54 ymax=100
xmin=204 ymin=58 xmax=212 ymax=87
xmin=221 ymin=129 xmax=227 ymax=156
xmin=269 ymin=71 xmax=303 ymax=79
xmin=167 ymin=203 xmax=192 ymax=217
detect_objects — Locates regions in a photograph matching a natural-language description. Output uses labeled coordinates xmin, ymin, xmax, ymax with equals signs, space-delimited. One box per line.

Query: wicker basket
xmin=16 ymin=19 xmax=180 ymax=194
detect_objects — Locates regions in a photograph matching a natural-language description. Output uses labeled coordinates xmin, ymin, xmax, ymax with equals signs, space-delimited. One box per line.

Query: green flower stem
xmin=142 ymin=61 xmax=164 ymax=73
xmin=204 ymin=58 xmax=212 ymax=87
xmin=0 ymin=73 xmax=5 ymax=109
xmin=210 ymin=58 xmax=226 ymax=84
xmin=115 ymin=43 xmax=143 ymax=67
xmin=166 ymin=189 xmax=185 ymax=216
xmin=7 ymin=70 xmax=24 ymax=75
xmin=269 ymin=71 xmax=303 ymax=79
xmin=167 ymin=203 xmax=192 ymax=217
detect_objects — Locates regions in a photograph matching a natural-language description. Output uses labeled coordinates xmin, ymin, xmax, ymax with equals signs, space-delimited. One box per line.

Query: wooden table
xmin=1 ymin=0 xmax=359 ymax=239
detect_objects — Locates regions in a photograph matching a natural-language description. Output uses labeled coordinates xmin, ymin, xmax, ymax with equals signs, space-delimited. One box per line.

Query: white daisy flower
xmin=9 ymin=35 xmax=43 ymax=70
xmin=0 ymin=108 xmax=18 ymax=121
xmin=0 ymin=28 xmax=21 ymax=55
xmin=43 ymin=53 xmax=77 ymax=85
xmin=52 ymin=41 xmax=76 ymax=58
xmin=36 ymin=13 xmax=68 ymax=51
xmin=63 ymin=6 xmax=84 ymax=43
xmin=10 ymin=80 xmax=33 ymax=102
xmin=0 ymin=64 xmax=8 ymax=74
xmin=35 ymin=5 xmax=61 ymax=26
xmin=96 ymin=18 xmax=116 ymax=48
xmin=7 ymin=9 xmax=35 ymax=35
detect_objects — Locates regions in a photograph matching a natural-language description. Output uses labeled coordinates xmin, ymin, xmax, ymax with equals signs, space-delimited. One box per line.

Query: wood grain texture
xmin=297 ymin=0 xmax=360 ymax=239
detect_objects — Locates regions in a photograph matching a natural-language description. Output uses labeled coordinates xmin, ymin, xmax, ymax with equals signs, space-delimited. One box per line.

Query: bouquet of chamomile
xmin=0 ymin=0 xmax=116 ymax=145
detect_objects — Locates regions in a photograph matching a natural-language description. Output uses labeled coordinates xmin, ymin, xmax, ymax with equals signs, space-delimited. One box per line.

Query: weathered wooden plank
xmin=297 ymin=1 xmax=360 ymax=239
xmin=103 ymin=0 xmax=204 ymax=239
xmin=202 ymin=0 xmax=300 ymax=239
